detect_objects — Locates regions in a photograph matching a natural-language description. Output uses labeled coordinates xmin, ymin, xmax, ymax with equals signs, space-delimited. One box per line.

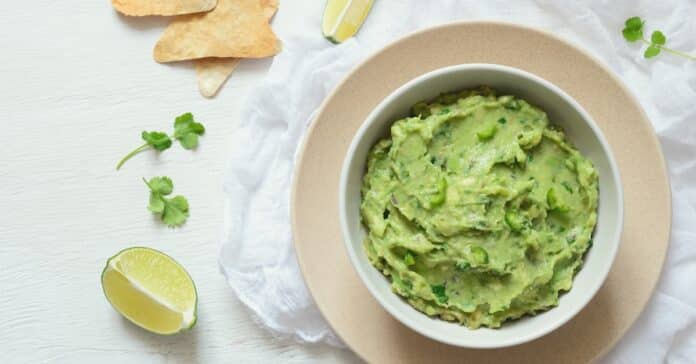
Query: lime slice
xmin=322 ymin=0 xmax=374 ymax=44
xmin=101 ymin=247 xmax=197 ymax=335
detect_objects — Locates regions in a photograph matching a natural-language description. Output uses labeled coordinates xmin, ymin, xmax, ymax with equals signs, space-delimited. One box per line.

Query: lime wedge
xmin=322 ymin=0 xmax=374 ymax=44
xmin=101 ymin=247 xmax=197 ymax=335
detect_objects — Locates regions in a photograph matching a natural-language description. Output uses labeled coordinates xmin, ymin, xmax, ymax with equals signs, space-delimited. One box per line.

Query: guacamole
xmin=360 ymin=87 xmax=599 ymax=328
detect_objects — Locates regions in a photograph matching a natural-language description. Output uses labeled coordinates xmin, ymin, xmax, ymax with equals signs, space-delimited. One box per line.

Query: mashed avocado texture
xmin=360 ymin=87 xmax=599 ymax=328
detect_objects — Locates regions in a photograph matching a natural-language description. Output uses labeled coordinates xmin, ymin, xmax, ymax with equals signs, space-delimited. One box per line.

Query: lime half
xmin=322 ymin=0 xmax=374 ymax=44
xmin=101 ymin=247 xmax=197 ymax=335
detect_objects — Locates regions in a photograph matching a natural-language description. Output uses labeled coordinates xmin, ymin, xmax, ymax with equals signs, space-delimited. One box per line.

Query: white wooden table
xmin=0 ymin=1 xmax=358 ymax=362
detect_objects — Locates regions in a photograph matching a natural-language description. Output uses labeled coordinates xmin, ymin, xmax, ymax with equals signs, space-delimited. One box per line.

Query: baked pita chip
xmin=112 ymin=0 xmax=217 ymax=16
xmin=153 ymin=0 xmax=280 ymax=63
xmin=194 ymin=0 xmax=279 ymax=98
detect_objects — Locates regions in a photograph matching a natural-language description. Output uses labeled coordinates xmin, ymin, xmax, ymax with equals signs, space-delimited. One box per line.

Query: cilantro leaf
xmin=148 ymin=193 xmax=165 ymax=213
xmin=144 ymin=177 xmax=189 ymax=227
xmin=622 ymin=28 xmax=642 ymax=42
xmin=174 ymin=112 xmax=205 ymax=150
xmin=561 ymin=181 xmax=574 ymax=193
xmin=431 ymin=284 xmax=448 ymax=303
xmin=141 ymin=131 xmax=172 ymax=151
xmin=624 ymin=16 xmax=644 ymax=30
xmin=621 ymin=17 xmax=695 ymax=61
xmin=651 ymin=30 xmax=666 ymax=45
xmin=622 ymin=17 xmax=644 ymax=42
xmin=147 ymin=176 xmax=173 ymax=195
xmin=116 ymin=112 xmax=205 ymax=170
xmin=161 ymin=195 xmax=189 ymax=227
xmin=644 ymin=45 xmax=661 ymax=58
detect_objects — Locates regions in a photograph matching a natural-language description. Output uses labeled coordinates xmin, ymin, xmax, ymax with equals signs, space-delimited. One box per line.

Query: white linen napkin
xmin=219 ymin=1 xmax=696 ymax=361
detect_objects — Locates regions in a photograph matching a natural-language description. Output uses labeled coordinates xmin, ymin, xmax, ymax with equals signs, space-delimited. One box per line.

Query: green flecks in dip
xmin=360 ymin=87 xmax=599 ymax=329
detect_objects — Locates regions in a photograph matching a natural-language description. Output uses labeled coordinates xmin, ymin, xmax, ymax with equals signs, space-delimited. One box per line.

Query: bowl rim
xmin=338 ymin=63 xmax=624 ymax=349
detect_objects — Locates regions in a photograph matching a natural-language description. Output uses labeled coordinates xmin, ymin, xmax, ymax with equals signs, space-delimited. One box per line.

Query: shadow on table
xmin=110 ymin=9 xmax=195 ymax=72
xmin=111 ymin=10 xmax=169 ymax=31
xmin=216 ymin=290 xmax=363 ymax=364
xmin=118 ymin=316 xmax=201 ymax=362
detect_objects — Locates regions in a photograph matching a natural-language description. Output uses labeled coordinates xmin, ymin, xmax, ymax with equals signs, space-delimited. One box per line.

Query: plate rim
xmin=291 ymin=20 xmax=672 ymax=362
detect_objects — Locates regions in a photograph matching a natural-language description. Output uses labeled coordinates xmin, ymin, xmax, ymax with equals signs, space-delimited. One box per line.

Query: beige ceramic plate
xmin=292 ymin=22 xmax=671 ymax=363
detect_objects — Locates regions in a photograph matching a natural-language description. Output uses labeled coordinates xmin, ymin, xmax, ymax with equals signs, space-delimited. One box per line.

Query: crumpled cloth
xmin=219 ymin=0 xmax=696 ymax=361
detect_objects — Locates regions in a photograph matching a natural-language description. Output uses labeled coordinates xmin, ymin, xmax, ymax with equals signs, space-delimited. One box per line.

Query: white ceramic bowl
xmin=339 ymin=64 xmax=623 ymax=349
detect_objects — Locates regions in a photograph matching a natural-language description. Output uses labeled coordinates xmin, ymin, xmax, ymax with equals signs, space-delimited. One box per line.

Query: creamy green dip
xmin=360 ymin=87 xmax=599 ymax=328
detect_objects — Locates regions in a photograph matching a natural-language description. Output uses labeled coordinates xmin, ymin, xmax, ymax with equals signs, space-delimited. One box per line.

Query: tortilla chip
xmin=194 ymin=0 xmax=279 ymax=98
xmin=261 ymin=0 xmax=279 ymax=19
xmin=195 ymin=58 xmax=241 ymax=98
xmin=112 ymin=0 xmax=217 ymax=16
xmin=153 ymin=0 xmax=280 ymax=63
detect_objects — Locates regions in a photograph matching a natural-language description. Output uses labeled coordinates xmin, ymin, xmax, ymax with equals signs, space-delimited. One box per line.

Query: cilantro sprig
xmin=116 ymin=113 xmax=205 ymax=170
xmin=143 ymin=176 xmax=189 ymax=227
xmin=622 ymin=16 xmax=695 ymax=60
